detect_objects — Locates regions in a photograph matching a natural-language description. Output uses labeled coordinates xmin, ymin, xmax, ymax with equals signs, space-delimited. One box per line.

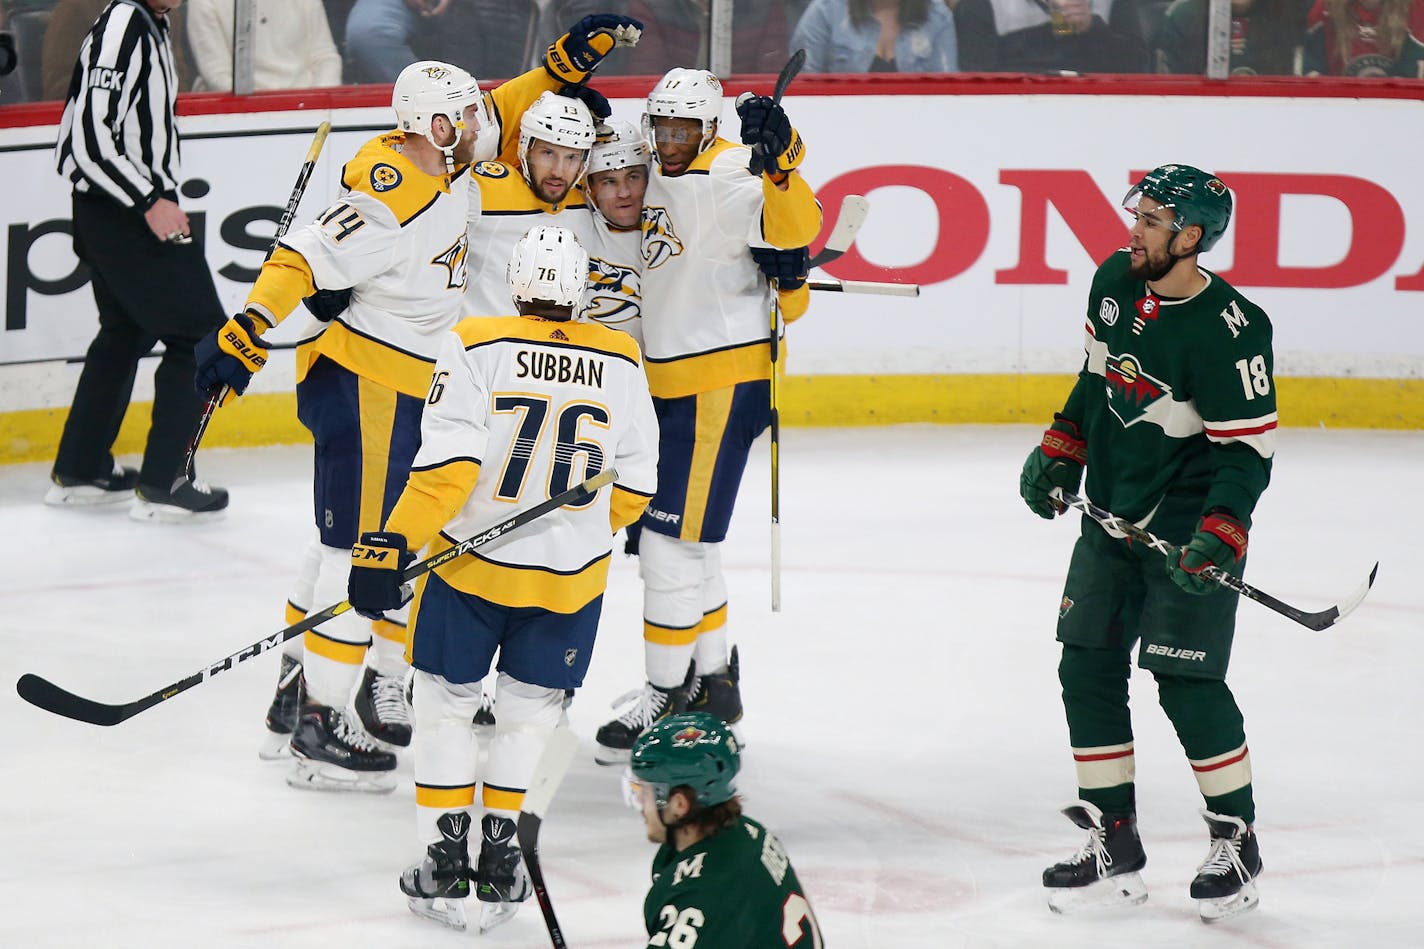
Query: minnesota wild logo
xmin=1104 ymin=352 xmax=1171 ymax=426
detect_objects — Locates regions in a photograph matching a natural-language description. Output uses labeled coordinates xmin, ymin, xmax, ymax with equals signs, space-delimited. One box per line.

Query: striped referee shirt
xmin=56 ymin=0 xmax=179 ymax=211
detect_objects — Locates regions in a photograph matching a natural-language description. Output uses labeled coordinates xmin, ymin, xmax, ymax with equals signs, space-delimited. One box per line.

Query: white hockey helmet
xmin=392 ymin=61 xmax=494 ymax=162
xmin=643 ymin=68 xmax=723 ymax=155
xmin=508 ymin=225 xmax=590 ymax=312
xmin=589 ymin=119 xmax=651 ymax=176
xmin=519 ymin=91 xmax=597 ymax=186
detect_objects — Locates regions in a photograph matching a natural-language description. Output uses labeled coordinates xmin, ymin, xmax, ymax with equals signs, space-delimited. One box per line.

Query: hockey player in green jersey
xmin=1020 ymin=165 xmax=1274 ymax=923
xmin=630 ymin=712 xmax=824 ymax=947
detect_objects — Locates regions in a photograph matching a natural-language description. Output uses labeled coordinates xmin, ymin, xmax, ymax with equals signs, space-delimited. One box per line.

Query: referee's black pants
xmin=53 ymin=191 xmax=226 ymax=490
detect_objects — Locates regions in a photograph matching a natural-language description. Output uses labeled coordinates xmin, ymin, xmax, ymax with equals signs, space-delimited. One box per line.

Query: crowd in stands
xmin=2 ymin=0 xmax=1422 ymax=104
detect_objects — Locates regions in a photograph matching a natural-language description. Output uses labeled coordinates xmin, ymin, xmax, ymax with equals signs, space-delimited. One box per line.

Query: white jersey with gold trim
xmin=582 ymin=218 xmax=643 ymax=347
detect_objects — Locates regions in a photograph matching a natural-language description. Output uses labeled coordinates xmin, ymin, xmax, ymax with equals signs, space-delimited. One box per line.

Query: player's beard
xmin=534 ymin=176 xmax=572 ymax=205
xmin=1129 ymin=243 xmax=1175 ymax=282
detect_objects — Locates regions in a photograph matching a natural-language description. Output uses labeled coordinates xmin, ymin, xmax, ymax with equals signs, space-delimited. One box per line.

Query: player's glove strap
xmin=349 ymin=531 xmax=415 ymax=619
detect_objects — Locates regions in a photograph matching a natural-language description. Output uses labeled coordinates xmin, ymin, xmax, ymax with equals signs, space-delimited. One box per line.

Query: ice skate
xmin=1043 ymin=801 xmax=1148 ymax=914
xmin=353 ymin=666 xmax=412 ymax=748
xmin=594 ymin=665 xmax=693 ymax=766
xmin=400 ymin=811 xmax=473 ymax=930
xmin=44 ymin=463 xmax=138 ymax=506
xmin=287 ymin=704 xmax=397 ymax=793
xmin=258 ymin=653 xmax=304 ymax=760
xmin=475 ymin=814 xmax=531 ymax=932
xmin=1191 ymin=810 xmax=1262 ymax=922
xmin=129 ymin=476 xmax=229 ymax=523
xmin=688 ymin=645 xmax=746 ymax=745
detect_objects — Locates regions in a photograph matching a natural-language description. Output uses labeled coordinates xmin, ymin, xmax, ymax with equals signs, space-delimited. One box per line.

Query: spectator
xmin=607 ymin=0 xmax=790 ymax=74
xmin=43 ymin=0 xmax=197 ymax=100
xmin=186 ymin=0 xmax=342 ymax=91
xmin=954 ymin=0 xmax=1150 ymax=72
xmin=1154 ymin=0 xmax=1305 ymax=74
xmin=793 ymin=0 xmax=959 ymax=72
xmin=1302 ymin=0 xmax=1424 ymax=76
xmin=50 ymin=0 xmax=228 ymax=519
xmin=344 ymin=0 xmax=598 ymax=84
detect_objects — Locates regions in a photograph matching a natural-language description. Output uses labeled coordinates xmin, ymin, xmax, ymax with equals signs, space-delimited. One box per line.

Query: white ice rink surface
xmin=3 ymin=425 xmax=1421 ymax=949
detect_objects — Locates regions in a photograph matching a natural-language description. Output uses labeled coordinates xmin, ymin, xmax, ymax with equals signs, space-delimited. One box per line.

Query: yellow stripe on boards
xmin=683 ymin=388 xmax=734 ymax=541
xmin=6 ymin=375 xmax=1423 ymax=465
xmin=357 ymin=376 xmax=397 ymax=536
xmin=415 ymin=784 xmax=476 ymax=809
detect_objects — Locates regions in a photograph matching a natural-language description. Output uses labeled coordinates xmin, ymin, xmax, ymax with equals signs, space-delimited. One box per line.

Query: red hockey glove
xmin=1168 ymin=511 xmax=1248 ymax=596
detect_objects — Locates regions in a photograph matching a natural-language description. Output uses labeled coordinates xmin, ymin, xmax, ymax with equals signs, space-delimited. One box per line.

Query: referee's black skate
xmin=353 ymin=666 xmax=412 ymax=748
xmin=287 ymin=703 xmax=396 ymax=793
xmin=44 ymin=462 xmax=139 ymax=506
xmin=258 ymin=652 xmax=305 ymax=760
xmin=130 ymin=476 xmax=229 ymax=523
xmin=1043 ymin=801 xmax=1148 ymax=913
xmin=593 ymin=664 xmax=694 ymax=765
xmin=1191 ymin=810 xmax=1262 ymax=922
xmin=475 ymin=814 xmax=531 ymax=933
xmin=401 ymin=811 xmax=473 ymax=930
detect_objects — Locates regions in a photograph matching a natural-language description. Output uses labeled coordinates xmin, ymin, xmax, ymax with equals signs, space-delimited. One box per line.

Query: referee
xmin=50 ymin=0 xmax=228 ymax=521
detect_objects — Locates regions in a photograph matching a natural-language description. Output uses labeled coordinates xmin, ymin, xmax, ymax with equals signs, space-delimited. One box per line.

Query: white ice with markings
xmin=3 ymin=425 xmax=1420 ymax=948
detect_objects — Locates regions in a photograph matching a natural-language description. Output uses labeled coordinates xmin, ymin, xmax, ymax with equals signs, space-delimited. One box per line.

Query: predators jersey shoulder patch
xmin=371 ymin=163 xmax=403 ymax=192
xmin=475 ymin=161 xmax=511 ymax=179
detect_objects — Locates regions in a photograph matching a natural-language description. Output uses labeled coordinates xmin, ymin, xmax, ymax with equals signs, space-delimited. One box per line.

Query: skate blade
xmin=285 ymin=758 xmax=396 ymax=794
xmin=479 ymin=899 xmax=523 ymax=933
xmin=407 ymin=896 xmax=467 ymax=930
xmin=257 ymin=730 xmax=293 ymax=761
xmin=593 ymin=744 xmax=631 ymax=767
xmin=1199 ymin=880 xmax=1259 ymax=922
xmin=43 ymin=486 xmax=132 ymax=507
xmin=128 ymin=500 xmax=226 ymax=524
xmin=1047 ymin=871 xmax=1148 ymax=914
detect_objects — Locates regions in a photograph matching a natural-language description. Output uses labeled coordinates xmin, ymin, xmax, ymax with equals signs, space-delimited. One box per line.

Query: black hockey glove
xmin=302 ymin=287 xmax=352 ymax=322
xmin=749 ymin=246 xmax=810 ymax=290
xmin=195 ymin=311 xmax=269 ymax=402
xmin=623 ymin=521 xmax=643 ymax=557
xmin=1019 ymin=415 xmax=1086 ymax=519
xmin=0 ymin=32 xmax=17 ymax=77
xmin=558 ymin=83 xmax=611 ymax=123
xmin=349 ymin=532 xmax=415 ymax=620
xmin=545 ymin=14 xmax=643 ymax=84
xmin=735 ymin=93 xmax=805 ymax=175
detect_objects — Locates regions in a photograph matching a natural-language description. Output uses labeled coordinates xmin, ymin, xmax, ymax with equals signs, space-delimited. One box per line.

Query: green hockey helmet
xmin=630 ymin=712 xmax=741 ymax=810
xmin=1123 ymin=164 xmax=1233 ymax=253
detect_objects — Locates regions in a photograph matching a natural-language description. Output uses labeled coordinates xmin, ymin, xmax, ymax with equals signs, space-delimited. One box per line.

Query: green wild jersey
xmin=1061 ymin=250 xmax=1276 ymax=532
xmin=644 ymin=815 xmax=823 ymax=948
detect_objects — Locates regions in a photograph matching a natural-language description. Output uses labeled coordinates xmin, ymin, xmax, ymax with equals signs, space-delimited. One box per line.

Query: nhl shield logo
xmin=564 ymin=648 xmax=578 ymax=667
xmin=1099 ymin=298 xmax=1120 ymax=327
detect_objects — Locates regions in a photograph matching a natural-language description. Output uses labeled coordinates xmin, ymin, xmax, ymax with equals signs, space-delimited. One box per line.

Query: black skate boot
xmin=1191 ymin=810 xmax=1263 ymax=922
xmin=130 ymin=476 xmax=229 ymax=523
xmin=287 ymin=703 xmax=397 ymax=793
xmin=353 ymin=666 xmax=412 ymax=748
xmin=689 ymin=644 xmax=744 ymax=725
xmin=45 ymin=462 xmax=139 ymax=506
xmin=258 ymin=653 xmax=305 ymax=760
xmin=401 ymin=811 xmax=473 ymax=930
xmin=1043 ymin=800 xmax=1148 ymax=914
xmin=593 ymin=664 xmax=694 ymax=766
xmin=474 ymin=814 xmax=531 ymax=933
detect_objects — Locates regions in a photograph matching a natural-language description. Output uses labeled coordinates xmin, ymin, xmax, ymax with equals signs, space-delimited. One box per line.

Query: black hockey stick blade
xmin=17 ymin=470 xmax=617 ymax=727
xmin=517 ymin=728 xmax=580 ymax=949
xmin=808 ymin=194 xmax=870 ymax=268
xmin=747 ymin=48 xmax=806 ymax=176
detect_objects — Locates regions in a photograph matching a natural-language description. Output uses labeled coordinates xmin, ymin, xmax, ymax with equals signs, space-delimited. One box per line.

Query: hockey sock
xmin=640 ymin=531 xmax=704 ymax=688
xmin=412 ymin=671 xmax=479 ymax=845
xmin=369 ymin=615 xmax=409 ymax=678
xmin=1155 ymin=673 xmax=1255 ymax=824
xmin=302 ymin=544 xmax=370 ymax=707
xmin=483 ymin=675 xmax=563 ymax=815
xmin=1059 ymin=644 xmax=1136 ymax=815
xmin=693 ymin=624 xmax=728 ymax=676
xmin=693 ymin=543 xmax=729 ymax=675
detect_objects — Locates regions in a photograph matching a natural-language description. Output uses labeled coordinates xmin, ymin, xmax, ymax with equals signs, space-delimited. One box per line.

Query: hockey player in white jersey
xmin=593 ymin=68 xmax=821 ymax=763
xmin=581 ymin=118 xmax=649 ymax=348
xmin=346 ymin=225 xmax=657 ymax=931
xmin=193 ymin=55 xmax=584 ymax=789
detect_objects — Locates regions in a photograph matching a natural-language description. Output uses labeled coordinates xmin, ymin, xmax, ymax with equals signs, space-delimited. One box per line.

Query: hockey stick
xmin=747 ymin=47 xmax=806 ymax=177
xmin=517 ymin=727 xmax=580 ymax=949
xmin=16 ymin=469 xmax=617 ymax=726
xmin=808 ymin=194 xmax=870 ymax=269
xmin=1051 ymin=488 xmax=1379 ymax=631
xmin=807 ymin=278 xmax=919 ymax=297
xmin=176 ymin=120 xmax=332 ymax=490
xmin=769 ymin=277 xmax=783 ymax=613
